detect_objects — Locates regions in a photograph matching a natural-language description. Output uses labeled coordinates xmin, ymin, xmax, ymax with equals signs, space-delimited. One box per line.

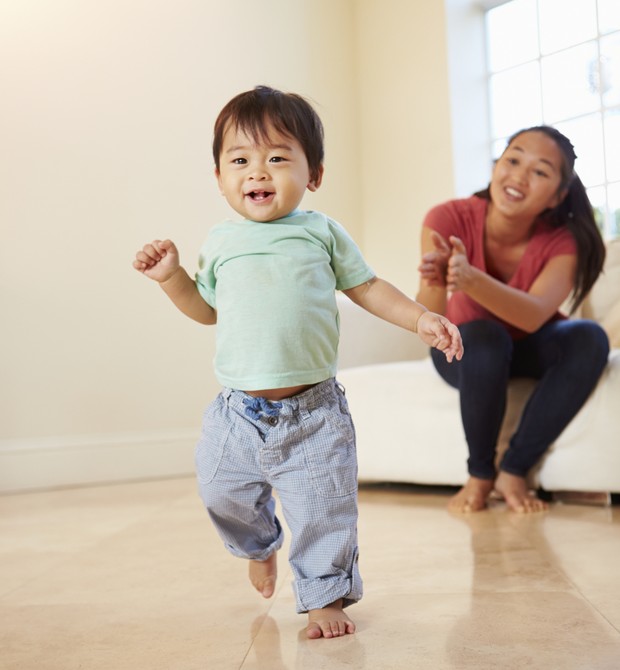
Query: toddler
xmin=133 ymin=86 xmax=463 ymax=638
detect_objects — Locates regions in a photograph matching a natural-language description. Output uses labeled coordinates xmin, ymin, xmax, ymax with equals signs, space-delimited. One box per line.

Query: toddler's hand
xmin=133 ymin=239 xmax=180 ymax=283
xmin=416 ymin=311 xmax=464 ymax=363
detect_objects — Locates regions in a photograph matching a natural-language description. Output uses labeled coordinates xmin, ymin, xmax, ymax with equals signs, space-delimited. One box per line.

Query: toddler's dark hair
xmin=213 ymin=85 xmax=324 ymax=183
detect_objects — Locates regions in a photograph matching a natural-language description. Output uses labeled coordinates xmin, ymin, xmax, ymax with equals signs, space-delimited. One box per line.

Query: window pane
xmin=600 ymin=32 xmax=620 ymax=106
xmin=489 ymin=63 xmax=542 ymax=138
xmin=556 ymin=114 xmax=605 ymax=186
xmin=538 ymin=0 xmax=597 ymax=54
xmin=604 ymin=109 xmax=620 ymax=181
xmin=541 ymin=42 xmax=600 ymax=122
xmin=607 ymin=181 xmax=620 ymax=237
xmin=486 ymin=0 xmax=538 ymax=71
xmin=598 ymin=0 xmax=620 ymax=34
xmin=485 ymin=0 xmax=620 ymax=238
xmin=491 ymin=137 xmax=509 ymax=161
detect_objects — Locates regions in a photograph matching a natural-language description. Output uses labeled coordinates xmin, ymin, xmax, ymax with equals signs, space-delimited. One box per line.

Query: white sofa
xmin=337 ymin=240 xmax=620 ymax=496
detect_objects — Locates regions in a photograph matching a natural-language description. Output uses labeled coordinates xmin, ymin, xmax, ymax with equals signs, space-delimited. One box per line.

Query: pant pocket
xmin=302 ymin=402 xmax=358 ymax=498
xmin=195 ymin=396 xmax=231 ymax=485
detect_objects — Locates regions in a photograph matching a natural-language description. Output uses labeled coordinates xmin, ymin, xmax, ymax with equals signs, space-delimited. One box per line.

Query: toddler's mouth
xmin=247 ymin=190 xmax=274 ymax=202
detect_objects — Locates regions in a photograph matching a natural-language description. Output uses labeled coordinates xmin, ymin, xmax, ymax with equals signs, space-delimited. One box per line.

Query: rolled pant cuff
xmin=498 ymin=462 xmax=530 ymax=478
xmin=294 ymin=575 xmax=363 ymax=614
xmin=225 ymin=531 xmax=284 ymax=562
xmin=467 ymin=469 xmax=496 ymax=481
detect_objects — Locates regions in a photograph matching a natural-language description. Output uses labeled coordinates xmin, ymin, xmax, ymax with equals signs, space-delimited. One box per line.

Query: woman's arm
xmin=447 ymin=236 xmax=576 ymax=333
xmin=416 ymin=227 xmax=449 ymax=315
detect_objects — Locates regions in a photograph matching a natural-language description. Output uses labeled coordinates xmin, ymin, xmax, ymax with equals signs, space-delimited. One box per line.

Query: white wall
xmin=0 ymin=0 xmax=455 ymax=491
xmin=355 ymin=0 xmax=455 ymax=292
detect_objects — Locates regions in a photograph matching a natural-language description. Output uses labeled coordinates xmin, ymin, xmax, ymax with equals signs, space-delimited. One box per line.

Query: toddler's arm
xmin=133 ymin=239 xmax=216 ymax=325
xmin=343 ymin=277 xmax=463 ymax=362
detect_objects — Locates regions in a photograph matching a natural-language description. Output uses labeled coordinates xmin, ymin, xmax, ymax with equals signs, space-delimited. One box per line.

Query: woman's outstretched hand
xmin=446 ymin=236 xmax=475 ymax=293
xmin=418 ymin=230 xmax=451 ymax=287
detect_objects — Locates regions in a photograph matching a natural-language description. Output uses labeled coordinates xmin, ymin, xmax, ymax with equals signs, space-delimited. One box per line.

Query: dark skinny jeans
xmin=431 ymin=319 xmax=610 ymax=480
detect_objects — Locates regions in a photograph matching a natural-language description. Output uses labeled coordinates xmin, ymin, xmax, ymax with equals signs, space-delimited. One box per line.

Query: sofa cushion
xmin=341 ymin=351 xmax=620 ymax=492
xmin=600 ymin=300 xmax=620 ymax=348
xmin=582 ymin=239 xmax=620 ymax=337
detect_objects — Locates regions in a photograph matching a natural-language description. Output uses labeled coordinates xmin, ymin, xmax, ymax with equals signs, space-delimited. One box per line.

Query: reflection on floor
xmin=1 ymin=477 xmax=619 ymax=669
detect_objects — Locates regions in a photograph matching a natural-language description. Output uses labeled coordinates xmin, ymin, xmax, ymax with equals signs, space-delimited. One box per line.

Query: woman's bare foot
xmin=448 ymin=476 xmax=495 ymax=513
xmin=494 ymin=471 xmax=548 ymax=513
xmin=306 ymin=599 xmax=355 ymax=639
xmin=249 ymin=552 xmax=277 ymax=598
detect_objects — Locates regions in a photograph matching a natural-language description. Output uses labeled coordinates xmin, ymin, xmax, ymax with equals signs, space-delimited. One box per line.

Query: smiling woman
xmin=416 ymin=124 xmax=609 ymax=514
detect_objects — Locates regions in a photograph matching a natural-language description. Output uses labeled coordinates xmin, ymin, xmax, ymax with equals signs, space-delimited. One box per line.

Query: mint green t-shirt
xmin=195 ymin=209 xmax=374 ymax=391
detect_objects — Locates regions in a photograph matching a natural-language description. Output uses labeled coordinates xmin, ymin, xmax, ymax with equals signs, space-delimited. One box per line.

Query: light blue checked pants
xmin=195 ymin=378 xmax=363 ymax=613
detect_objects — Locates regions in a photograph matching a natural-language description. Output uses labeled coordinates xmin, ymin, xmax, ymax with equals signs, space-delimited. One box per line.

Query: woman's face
xmin=490 ymin=131 xmax=567 ymax=221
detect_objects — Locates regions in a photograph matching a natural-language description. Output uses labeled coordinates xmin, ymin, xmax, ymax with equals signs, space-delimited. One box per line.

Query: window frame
xmin=445 ymin=0 xmax=620 ymax=239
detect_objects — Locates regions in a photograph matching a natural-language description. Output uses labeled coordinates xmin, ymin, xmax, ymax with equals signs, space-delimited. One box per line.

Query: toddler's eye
xmin=232 ymin=158 xmax=247 ymax=165
xmin=269 ymin=156 xmax=286 ymax=163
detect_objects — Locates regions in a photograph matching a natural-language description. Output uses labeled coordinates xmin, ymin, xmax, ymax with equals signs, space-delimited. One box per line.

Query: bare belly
xmin=244 ymin=383 xmax=317 ymax=401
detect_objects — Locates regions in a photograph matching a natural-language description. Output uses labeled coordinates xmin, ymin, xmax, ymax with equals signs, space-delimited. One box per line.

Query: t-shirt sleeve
xmin=195 ymin=245 xmax=217 ymax=308
xmin=515 ymin=225 xmax=577 ymax=289
xmin=327 ymin=219 xmax=375 ymax=290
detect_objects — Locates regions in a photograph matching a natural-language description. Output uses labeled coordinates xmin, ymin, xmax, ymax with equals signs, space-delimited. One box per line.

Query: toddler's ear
xmin=215 ymin=167 xmax=225 ymax=195
xmin=307 ymin=164 xmax=324 ymax=192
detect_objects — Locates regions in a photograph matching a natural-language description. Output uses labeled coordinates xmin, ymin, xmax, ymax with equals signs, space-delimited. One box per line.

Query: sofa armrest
xmin=600 ymin=300 xmax=620 ymax=349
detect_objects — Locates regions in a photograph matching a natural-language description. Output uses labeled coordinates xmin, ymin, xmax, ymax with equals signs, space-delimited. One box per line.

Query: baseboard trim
xmin=0 ymin=431 xmax=198 ymax=493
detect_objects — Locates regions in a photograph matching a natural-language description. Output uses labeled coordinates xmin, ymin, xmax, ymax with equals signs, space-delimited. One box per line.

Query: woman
xmin=417 ymin=126 xmax=609 ymax=513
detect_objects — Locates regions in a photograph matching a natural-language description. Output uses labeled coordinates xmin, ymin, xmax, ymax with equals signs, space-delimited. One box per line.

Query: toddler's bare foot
xmin=306 ymin=599 xmax=355 ymax=639
xmin=448 ymin=476 xmax=495 ymax=513
xmin=495 ymin=471 xmax=548 ymax=513
xmin=249 ymin=552 xmax=277 ymax=598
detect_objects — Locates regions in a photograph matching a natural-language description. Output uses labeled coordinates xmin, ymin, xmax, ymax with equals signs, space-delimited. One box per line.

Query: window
xmin=485 ymin=0 xmax=620 ymax=238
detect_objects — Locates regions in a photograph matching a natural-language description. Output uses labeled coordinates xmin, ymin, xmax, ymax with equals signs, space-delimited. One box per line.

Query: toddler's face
xmin=216 ymin=121 xmax=322 ymax=222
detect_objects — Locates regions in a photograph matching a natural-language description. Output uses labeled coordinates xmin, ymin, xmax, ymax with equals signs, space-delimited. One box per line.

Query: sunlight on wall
xmin=0 ymin=0 xmax=456 ymax=489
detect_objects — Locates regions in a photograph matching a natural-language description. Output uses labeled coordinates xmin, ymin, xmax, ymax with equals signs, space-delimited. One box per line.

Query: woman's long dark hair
xmin=475 ymin=125 xmax=606 ymax=312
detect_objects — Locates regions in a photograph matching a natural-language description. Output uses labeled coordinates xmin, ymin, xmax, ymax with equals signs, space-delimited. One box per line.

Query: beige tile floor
xmin=1 ymin=477 xmax=619 ymax=670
